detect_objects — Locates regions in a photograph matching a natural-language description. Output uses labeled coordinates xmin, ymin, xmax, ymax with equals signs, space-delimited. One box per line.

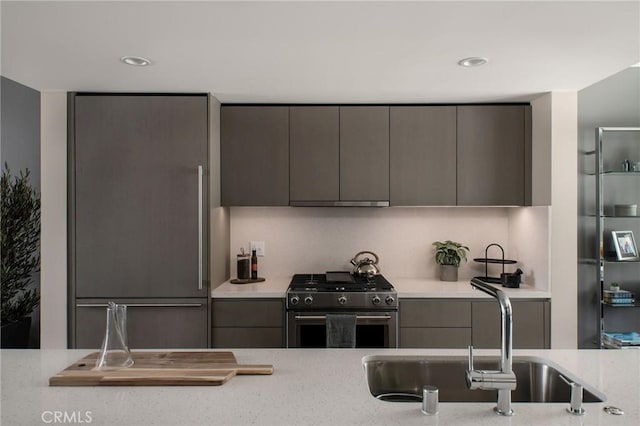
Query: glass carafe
xmin=95 ymin=302 xmax=134 ymax=370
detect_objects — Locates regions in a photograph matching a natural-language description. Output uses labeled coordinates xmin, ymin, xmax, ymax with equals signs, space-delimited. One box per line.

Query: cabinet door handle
xmin=198 ymin=165 xmax=203 ymax=291
xmin=76 ymin=303 xmax=204 ymax=308
xmin=293 ymin=315 xmax=392 ymax=321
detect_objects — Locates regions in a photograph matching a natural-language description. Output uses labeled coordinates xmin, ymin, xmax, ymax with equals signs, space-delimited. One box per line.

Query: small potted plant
xmin=1 ymin=164 xmax=40 ymax=348
xmin=432 ymin=240 xmax=469 ymax=282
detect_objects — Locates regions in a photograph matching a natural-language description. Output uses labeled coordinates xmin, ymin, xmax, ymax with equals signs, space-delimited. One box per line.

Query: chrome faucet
xmin=466 ymin=278 xmax=517 ymax=416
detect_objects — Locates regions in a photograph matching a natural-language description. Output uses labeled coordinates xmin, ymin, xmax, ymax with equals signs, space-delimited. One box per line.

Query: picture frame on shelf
xmin=612 ymin=230 xmax=639 ymax=261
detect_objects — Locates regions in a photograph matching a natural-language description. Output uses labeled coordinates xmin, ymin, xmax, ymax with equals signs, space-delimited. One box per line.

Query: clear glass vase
xmin=95 ymin=302 xmax=134 ymax=370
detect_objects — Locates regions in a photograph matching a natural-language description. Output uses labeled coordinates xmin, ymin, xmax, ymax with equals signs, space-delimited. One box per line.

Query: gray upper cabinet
xmin=221 ymin=106 xmax=289 ymax=206
xmin=390 ymin=106 xmax=457 ymax=205
xmin=457 ymin=105 xmax=529 ymax=206
xmin=289 ymin=106 xmax=340 ymax=201
xmin=340 ymin=106 xmax=389 ymax=201
xmin=73 ymin=94 xmax=208 ymax=299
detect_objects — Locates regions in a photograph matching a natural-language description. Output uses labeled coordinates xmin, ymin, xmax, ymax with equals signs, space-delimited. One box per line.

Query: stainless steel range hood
xmin=290 ymin=200 xmax=389 ymax=207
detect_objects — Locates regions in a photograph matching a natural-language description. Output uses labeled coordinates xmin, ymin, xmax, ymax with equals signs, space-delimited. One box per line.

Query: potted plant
xmin=432 ymin=240 xmax=469 ymax=282
xmin=1 ymin=164 xmax=40 ymax=348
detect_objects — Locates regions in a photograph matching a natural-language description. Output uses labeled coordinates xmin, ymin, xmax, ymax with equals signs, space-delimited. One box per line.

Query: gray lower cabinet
xmin=399 ymin=299 xmax=549 ymax=349
xmin=212 ymin=299 xmax=285 ymax=348
xmin=390 ymin=106 xmax=457 ymax=205
xmin=289 ymin=106 xmax=340 ymax=201
xmin=399 ymin=300 xmax=472 ymax=348
xmin=75 ymin=299 xmax=209 ymax=349
xmin=457 ymin=105 xmax=531 ymax=206
xmin=472 ymin=300 xmax=550 ymax=349
xmin=220 ymin=106 xmax=289 ymax=206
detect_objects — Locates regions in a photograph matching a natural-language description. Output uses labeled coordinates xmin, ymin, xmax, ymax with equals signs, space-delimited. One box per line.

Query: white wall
xmin=544 ymin=92 xmax=579 ymax=349
xmin=230 ymin=206 xmax=549 ymax=289
xmin=507 ymin=207 xmax=550 ymax=290
xmin=40 ymin=92 xmax=67 ymax=348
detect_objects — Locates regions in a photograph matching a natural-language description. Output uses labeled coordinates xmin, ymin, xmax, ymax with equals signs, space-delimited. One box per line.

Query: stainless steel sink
xmin=362 ymin=355 xmax=606 ymax=403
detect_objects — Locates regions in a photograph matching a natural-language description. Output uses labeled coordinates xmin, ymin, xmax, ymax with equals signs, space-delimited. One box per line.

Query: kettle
xmin=350 ymin=251 xmax=381 ymax=277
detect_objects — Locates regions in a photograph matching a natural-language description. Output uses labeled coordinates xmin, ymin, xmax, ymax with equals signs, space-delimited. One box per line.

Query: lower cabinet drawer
xmin=399 ymin=328 xmax=472 ymax=348
xmin=212 ymin=327 xmax=284 ymax=348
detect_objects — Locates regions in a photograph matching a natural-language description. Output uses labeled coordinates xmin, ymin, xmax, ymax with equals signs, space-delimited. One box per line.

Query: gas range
xmin=286 ymin=272 xmax=397 ymax=310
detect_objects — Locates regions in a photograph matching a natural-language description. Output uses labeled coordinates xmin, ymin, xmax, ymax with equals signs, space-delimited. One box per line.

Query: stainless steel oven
xmin=287 ymin=310 xmax=397 ymax=348
xmin=285 ymin=273 xmax=398 ymax=348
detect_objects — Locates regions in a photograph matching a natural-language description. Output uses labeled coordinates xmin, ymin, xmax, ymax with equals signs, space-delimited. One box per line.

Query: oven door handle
xmin=293 ymin=315 xmax=392 ymax=321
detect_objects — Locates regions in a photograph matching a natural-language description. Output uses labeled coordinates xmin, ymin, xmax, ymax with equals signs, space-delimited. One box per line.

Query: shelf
xmin=585 ymin=214 xmax=640 ymax=218
xmin=586 ymin=171 xmax=640 ymax=176
xmin=602 ymin=259 xmax=640 ymax=264
xmin=602 ymin=301 xmax=640 ymax=308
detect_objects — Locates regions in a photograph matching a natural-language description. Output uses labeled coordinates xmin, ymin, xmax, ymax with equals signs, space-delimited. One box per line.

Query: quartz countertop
xmin=1 ymin=348 xmax=637 ymax=425
xmin=212 ymin=276 xmax=550 ymax=299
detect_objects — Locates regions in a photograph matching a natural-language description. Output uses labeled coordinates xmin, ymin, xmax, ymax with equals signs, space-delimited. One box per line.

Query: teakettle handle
xmin=352 ymin=251 xmax=379 ymax=265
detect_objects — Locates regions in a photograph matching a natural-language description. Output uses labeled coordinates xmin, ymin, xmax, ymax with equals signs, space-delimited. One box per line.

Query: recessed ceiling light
xmin=120 ymin=56 xmax=152 ymax=67
xmin=458 ymin=57 xmax=489 ymax=67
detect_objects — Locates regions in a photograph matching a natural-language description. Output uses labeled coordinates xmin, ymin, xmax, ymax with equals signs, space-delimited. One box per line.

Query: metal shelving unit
xmin=595 ymin=127 xmax=640 ymax=348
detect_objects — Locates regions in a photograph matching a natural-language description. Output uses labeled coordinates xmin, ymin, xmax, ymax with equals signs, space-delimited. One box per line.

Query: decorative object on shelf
xmin=613 ymin=204 xmax=637 ymax=217
xmin=621 ymin=159 xmax=630 ymax=172
xmin=432 ymin=240 xmax=469 ymax=282
xmin=473 ymin=243 xmax=518 ymax=285
xmin=96 ymin=302 xmax=134 ymax=370
xmin=611 ymin=230 xmax=638 ymax=261
xmin=1 ymin=164 xmax=41 ymax=349
xmin=610 ymin=282 xmax=620 ymax=292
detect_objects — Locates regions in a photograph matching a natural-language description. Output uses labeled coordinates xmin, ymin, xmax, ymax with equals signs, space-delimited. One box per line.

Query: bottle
xmin=251 ymin=249 xmax=258 ymax=280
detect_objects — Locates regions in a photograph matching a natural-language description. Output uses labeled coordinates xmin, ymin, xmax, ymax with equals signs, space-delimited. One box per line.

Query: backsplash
xmin=229 ymin=206 xmax=550 ymax=289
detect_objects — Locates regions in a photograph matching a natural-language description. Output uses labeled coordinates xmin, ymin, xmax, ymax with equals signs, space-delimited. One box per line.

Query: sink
xmin=362 ymin=355 xmax=606 ymax=403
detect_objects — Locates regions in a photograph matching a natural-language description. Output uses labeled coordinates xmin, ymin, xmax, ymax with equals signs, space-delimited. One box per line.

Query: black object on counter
xmin=474 ymin=243 xmax=519 ymax=286
xmin=251 ymin=249 xmax=258 ymax=280
xmin=237 ymin=249 xmax=250 ymax=280
xmin=501 ymin=268 xmax=523 ymax=288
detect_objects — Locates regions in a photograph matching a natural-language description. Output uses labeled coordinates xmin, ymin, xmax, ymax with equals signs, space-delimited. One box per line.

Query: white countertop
xmin=212 ymin=276 xmax=550 ymax=299
xmin=1 ymin=348 xmax=637 ymax=425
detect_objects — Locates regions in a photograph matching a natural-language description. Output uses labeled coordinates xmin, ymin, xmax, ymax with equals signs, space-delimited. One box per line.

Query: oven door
xmin=287 ymin=311 xmax=397 ymax=348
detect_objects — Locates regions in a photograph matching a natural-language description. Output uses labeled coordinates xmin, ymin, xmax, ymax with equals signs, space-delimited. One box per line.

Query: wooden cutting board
xmin=49 ymin=351 xmax=273 ymax=386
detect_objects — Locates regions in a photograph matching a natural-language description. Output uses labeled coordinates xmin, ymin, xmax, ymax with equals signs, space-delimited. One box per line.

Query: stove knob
xmin=290 ymin=296 xmax=300 ymax=306
xmin=338 ymin=296 xmax=347 ymax=305
xmin=304 ymin=296 xmax=314 ymax=305
xmin=371 ymin=295 xmax=381 ymax=305
xmin=385 ymin=295 xmax=395 ymax=305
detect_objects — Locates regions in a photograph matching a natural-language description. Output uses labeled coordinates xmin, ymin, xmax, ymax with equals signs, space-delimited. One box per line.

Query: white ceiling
xmin=2 ymin=1 xmax=639 ymax=103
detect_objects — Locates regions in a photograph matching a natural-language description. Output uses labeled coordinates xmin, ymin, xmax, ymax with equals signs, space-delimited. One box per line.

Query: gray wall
xmin=1 ymin=76 xmax=41 ymax=348
xmin=577 ymin=67 xmax=640 ymax=348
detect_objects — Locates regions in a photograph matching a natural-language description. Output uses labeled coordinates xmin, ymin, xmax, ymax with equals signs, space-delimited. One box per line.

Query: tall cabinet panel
xmin=70 ymin=94 xmax=209 ymax=348
xmin=390 ymin=106 xmax=457 ymax=205
xmin=220 ymin=106 xmax=289 ymax=206
xmin=340 ymin=106 xmax=389 ymax=201
xmin=457 ymin=105 xmax=526 ymax=205
xmin=289 ymin=106 xmax=340 ymax=202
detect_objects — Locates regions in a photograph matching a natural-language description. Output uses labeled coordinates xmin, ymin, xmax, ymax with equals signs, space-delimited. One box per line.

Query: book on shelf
xmin=604 ymin=298 xmax=636 ymax=305
xmin=602 ymin=331 xmax=640 ymax=347
xmin=603 ymin=289 xmax=634 ymax=298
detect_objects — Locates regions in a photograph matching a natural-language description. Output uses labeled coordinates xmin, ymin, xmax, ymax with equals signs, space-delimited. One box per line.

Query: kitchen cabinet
xmin=399 ymin=300 xmax=472 ymax=348
xmin=221 ymin=106 xmax=289 ymax=206
xmin=289 ymin=106 xmax=389 ymax=204
xmin=472 ymin=300 xmax=550 ymax=349
xmin=289 ymin=106 xmax=340 ymax=201
xmin=398 ymin=299 xmax=549 ymax=349
xmin=593 ymin=127 xmax=640 ymax=348
xmin=457 ymin=105 xmax=531 ymax=206
xmin=69 ymin=93 xmax=210 ymax=348
xmin=340 ymin=106 xmax=389 ymax=201
xmin=212 ymin=299 xmax=285 ymax=348
xmin=75 ymin=299 xmax=208 ymax=349
xmin=390 ymin=106 xmax=457 ymax=205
